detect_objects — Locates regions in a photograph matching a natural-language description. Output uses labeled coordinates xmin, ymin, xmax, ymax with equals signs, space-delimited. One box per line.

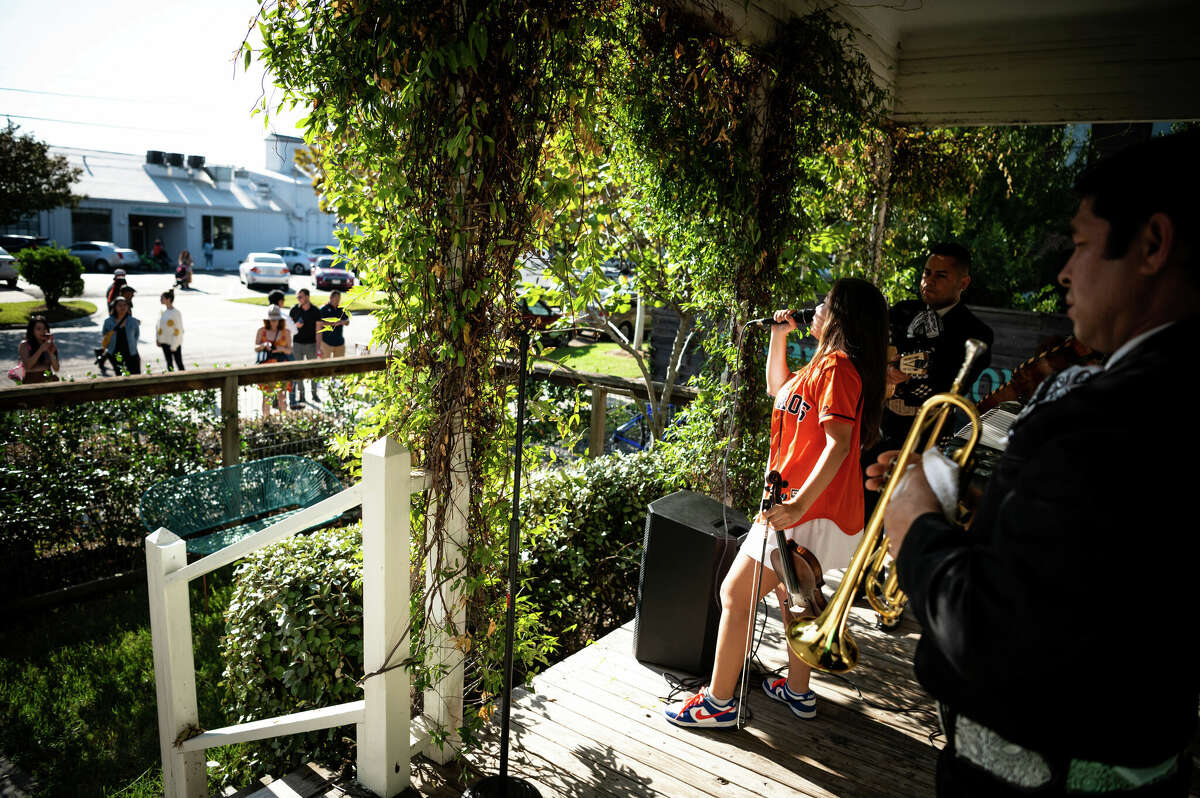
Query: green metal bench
xmin=137 ymin=455 xmax=346 ymax=556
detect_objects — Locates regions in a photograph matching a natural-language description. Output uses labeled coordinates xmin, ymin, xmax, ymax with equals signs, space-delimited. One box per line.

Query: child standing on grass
xmin=664 ymin=277 xmax=888 ymax=729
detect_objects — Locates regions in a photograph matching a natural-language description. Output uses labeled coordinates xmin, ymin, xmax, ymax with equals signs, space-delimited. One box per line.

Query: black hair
xmin=297 ymin=288 xmax=310 ymax=298
xmin=1074 ymin=129 xmax=1199 ymax=279
xmin=929 ymin=242 xmax=972 ymax=272
xmin=268 ymin=289 xmax=286 ymax=305
xmin=329 ymin=290 xmax=341 ymax=298
xmin=161 ymin=290 xmax=174 ymax=303
xmin=25 ymin=314 xmax=49 ymax=348
xmin=810 ymin=277 xmax=890 ymax=448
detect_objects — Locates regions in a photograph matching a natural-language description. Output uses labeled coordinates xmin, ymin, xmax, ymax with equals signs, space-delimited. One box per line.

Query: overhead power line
xmin=0 ymin=85 xmax=234 ymax=109
xmin=1 ymin=113 xmax=199 ymax=135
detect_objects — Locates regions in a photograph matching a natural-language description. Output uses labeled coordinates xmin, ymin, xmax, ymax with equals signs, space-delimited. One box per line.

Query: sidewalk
xmin=2 ymin=272 xmax=377 ymax=382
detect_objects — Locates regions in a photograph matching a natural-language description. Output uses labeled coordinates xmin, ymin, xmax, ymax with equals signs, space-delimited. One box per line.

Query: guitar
xmin=976 ymin=335 xmax=1100 ymax=413
xmin=761 ymin=470 xmax=828 ymax=623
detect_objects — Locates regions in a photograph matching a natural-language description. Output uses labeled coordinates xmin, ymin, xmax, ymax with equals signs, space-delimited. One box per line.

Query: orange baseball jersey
xmin=766 ymin=350 xmax=864 ymax=535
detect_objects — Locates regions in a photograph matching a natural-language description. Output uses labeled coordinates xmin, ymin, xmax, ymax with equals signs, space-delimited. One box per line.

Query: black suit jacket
xmin=883 ymin=300 xmax=994 ymax=442
xmin=897 ymin=315 xmax=1200 ymax=766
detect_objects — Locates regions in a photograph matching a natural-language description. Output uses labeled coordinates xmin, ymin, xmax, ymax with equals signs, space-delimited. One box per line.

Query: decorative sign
xmin=129 ymin=205 xmax=186 ymax=218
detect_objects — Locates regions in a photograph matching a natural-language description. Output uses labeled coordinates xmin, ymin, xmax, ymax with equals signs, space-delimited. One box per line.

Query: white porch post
xmin=357 ymin=436 xmax=412 ymax=796
xmin=145 ymin=529 xmax=206 ymax=798
xmin=423 ymin=427 xmax=468 ymax=763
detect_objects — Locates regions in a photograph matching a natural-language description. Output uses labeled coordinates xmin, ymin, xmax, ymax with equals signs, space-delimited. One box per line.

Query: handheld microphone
xmin=746 ymin=307 xmax=817 ymax=328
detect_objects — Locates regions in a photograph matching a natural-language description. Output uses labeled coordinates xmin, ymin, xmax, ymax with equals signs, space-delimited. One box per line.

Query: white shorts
xmin=739 ymin=518 xmax=863 ymax=575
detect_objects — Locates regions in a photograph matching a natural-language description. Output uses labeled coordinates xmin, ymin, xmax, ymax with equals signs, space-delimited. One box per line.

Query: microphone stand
xmin=464 ymin=322 xmax=541 ymax=798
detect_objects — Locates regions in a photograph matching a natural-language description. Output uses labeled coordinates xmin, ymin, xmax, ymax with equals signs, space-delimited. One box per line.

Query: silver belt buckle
xmin=953 ymin=713 xmax=1179 ymax=793
xmin=954 ymin=714 xmax=1053 ymax=789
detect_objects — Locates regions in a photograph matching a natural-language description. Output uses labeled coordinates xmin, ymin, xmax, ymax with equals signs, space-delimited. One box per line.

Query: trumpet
xmin=786 ymin=339 xmax=988 ymax=673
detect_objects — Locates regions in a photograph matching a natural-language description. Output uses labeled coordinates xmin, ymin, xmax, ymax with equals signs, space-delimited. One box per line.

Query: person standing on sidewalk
xmin=289 ymin=288 xmax=322 ymax=407
xmin=156 ymin=290 xmax=184 ymax=371
xmin=269 ymin=289 xmax=298 ymax=337
xmin=106 ymin=269 xmax=128 ymax=307
xmin=101 ymin=296 xmax=141 ymax=375
xmin=318 ymin=290 xmax=350 ymax=358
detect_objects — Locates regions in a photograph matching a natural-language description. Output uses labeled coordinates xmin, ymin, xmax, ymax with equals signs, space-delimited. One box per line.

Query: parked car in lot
xmin=68 ymin=241 xmax=123 ymax=272
xmin=239 ymin=252 xmax=291 ymax=287
xmin=114 ymin=247 xmax=142 ymax=269
xmin=306 ymin=245 xmax=337 ymax=274
xmin=519 ymin=297 xmax=568 ymax=346
xmin=0 ymin=246 xmax=18 ymax=288
xmin=0 ymin=234 xmax=49 ymax=253
xmin=312 ymin=256 xmax=355 ymax=290
xmin=584 ymin=286 xmax=650 ymax=343
xmin=272 ymin=247 xmax=311 ymax=275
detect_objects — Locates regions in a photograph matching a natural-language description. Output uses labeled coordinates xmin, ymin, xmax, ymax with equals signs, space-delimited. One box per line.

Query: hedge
xmin=215 ymin=445 xmax=693 ymax=778
xmin=0 ymin=385 xmax=363 ymax=596
xmin=219 ymin=525 xmax=366 ymax=782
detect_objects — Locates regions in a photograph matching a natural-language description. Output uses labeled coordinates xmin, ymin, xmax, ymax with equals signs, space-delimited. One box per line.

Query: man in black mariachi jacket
xmin=874 ymin=131 xmax=1200 ymax=797
xmin=883 ymin=242 xmax=995 ymax=445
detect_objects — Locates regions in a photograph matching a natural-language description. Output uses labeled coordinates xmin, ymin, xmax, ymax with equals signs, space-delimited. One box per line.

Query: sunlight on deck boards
xmin=452 ymin=585 xmax=943 ymax=798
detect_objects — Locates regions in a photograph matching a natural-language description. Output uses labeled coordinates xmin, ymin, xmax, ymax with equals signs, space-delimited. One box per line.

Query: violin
xmin=762 ymin=470 xmax=828 ymax=623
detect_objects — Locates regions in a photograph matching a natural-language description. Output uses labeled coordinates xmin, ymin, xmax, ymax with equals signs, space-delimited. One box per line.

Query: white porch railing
xmin=146 ymin=436 xmax=463 ymax=798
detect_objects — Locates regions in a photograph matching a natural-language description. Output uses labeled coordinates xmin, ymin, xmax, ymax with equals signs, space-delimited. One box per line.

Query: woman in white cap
xmin=254 ymin=305 xmax=292 ymax=413
xmin=106 ymin=269 xmax=128 ymax=307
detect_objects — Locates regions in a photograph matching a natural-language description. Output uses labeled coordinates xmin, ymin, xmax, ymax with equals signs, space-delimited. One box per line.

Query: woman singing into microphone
xmin=665 ymin=277 xmax=888 ymax=729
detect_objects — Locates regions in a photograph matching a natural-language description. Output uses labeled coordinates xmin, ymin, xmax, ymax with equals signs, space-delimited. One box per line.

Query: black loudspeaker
xmin=634 ymin=490 xmax=751 ymax=675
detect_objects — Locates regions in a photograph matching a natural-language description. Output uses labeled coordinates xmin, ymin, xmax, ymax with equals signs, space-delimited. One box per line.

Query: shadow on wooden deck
xmin=447 ymin=582 xmax=944 ymax=798
xmin=290 ymin=583 xmax=1200 ymax=797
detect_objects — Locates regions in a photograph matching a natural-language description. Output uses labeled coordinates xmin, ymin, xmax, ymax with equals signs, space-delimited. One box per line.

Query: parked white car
xmin=272 ymin=247 xmax=311 ymax=275
xmin=0 ymin=246 xmax=18 ymax=288
xmin=68 ymin=241 xmax=122 ymax=272
xmin=239 ymin=252 xmax=291 ymax=287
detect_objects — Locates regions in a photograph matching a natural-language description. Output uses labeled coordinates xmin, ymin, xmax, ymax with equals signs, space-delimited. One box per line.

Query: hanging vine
xmin=604 ymin=2 xmax=884 ymax=505
xmin=251 ymin=0 xmax=608 ymax=746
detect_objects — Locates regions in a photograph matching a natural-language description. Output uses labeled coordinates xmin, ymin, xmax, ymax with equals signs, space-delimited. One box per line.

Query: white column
xmin=145 ymin=529 xmax=206 ymax=798
xmin=423 ymin=425 xmax=468 ymax=763
xmin=357 ymin=436 xmax=412 ymax=796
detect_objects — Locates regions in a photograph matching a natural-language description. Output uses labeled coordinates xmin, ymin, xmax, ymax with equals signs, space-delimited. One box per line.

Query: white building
xmin=33 ymin=133 xmax=338 ymax=270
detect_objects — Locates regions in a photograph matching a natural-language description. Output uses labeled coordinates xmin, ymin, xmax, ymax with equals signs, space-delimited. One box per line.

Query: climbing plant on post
xmin=252 ymin=0 xmax=605 ymax=750
xmin=605 ymin=3 xmax=883 ymax=505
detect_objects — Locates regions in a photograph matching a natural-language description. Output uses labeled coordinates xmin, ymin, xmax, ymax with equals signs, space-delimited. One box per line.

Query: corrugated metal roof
xmin=53 ymin=146 xmax=310 ymax=214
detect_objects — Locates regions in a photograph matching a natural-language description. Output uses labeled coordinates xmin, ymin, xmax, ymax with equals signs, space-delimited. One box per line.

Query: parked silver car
xmin=68 ymin=241 xmax=122 ymax=272
xmin=0 ymin=246 xmax=18 ymax=288
xmin=273 ymin=247 xmax=311 ymax=275
xmin=115 ymin=247 xmax=142 ymax=269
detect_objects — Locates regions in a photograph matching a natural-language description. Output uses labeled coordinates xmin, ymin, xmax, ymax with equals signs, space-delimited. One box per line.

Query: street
xmin=1 ymin=271 xmax=378 ymax=381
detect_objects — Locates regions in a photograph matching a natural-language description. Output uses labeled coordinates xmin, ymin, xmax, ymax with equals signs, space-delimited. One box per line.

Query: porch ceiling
xmin=714 ymin=0 xmax=1200 ymax=125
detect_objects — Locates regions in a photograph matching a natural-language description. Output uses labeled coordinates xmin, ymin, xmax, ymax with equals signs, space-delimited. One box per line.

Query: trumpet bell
xmin=787 ymin=616 xmax=860 ymax=674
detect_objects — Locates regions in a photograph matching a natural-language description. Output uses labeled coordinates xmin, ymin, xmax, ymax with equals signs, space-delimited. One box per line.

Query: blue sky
xmin=0 ymin=0 xmax=305 ymax=170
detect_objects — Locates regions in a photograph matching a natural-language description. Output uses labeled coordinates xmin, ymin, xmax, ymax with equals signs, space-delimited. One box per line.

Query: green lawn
xmin=0 ymin=300 xmax=97 ymax=328
xmin=537 ymin=341 xmax=647 ymax=380
xmin=0 ymin=573 xmax=243 ymax=796
xmin=230 ymin=290 xmax=383 ymax=313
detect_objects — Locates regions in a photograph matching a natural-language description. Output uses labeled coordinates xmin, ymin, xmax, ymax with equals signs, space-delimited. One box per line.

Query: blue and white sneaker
xmin=663 ymin=689 xmax=739 ymax=729
xmin=762 ymin=676 xmax=817 ymax=719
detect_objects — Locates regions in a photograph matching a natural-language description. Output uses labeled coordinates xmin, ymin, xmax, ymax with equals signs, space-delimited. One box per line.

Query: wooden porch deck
xmin=446 ymin=580 xmax=943 ymax=798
